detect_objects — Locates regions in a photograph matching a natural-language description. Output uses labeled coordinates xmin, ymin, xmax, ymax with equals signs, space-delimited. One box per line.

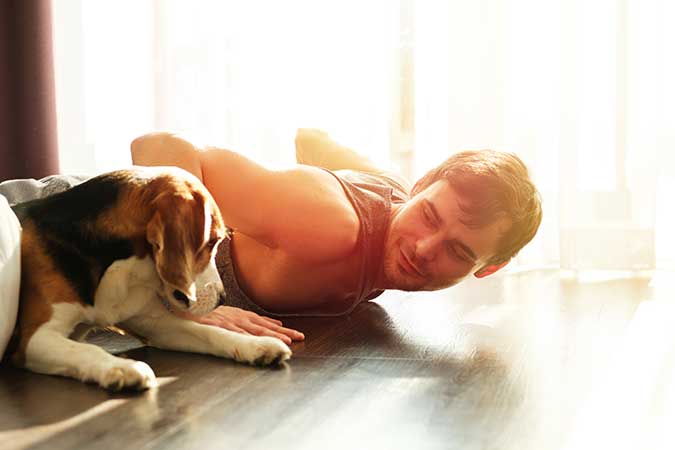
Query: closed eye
xmin=422 ymin=203 xmax=437 ymax=228
xmin=446 ymin=242 xmax=475 ymax=264
xmin=447 ymin=244 xmax=466 ymax=261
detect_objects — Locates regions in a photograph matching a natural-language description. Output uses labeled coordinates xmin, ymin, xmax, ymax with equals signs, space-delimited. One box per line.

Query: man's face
xmin=380 ymin=179 xmax=511 ymax=291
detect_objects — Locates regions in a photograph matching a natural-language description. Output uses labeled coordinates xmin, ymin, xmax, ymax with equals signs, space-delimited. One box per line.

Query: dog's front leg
xmin=123 ymin=308 xmax=291 ymax=366
xmin=22 ymin=303 xmax=157 ymax=390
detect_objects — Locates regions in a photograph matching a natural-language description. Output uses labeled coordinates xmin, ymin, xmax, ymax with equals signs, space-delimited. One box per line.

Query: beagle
xmin=7 ymin=167 xmax=291 ymax=390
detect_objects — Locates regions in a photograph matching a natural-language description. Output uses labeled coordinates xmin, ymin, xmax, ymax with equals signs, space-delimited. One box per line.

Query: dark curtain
xmin=0 ymin=0 xmax=59 ymax=182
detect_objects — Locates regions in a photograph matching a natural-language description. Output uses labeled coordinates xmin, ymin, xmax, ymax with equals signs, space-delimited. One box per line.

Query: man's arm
xmin=131 ymin=132 xmax=358 ymax=262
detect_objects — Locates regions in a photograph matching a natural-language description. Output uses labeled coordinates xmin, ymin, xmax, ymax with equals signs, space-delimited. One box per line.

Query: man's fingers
xmin=274 ymin=325 xmax=305 ymax=341
xmin=247 ymin=325 xmax=292 ymax=344
xmin=196 ymin=307 xmax=303 ymax=343
xmin=201 ymin=319 xmax=250 ymax=335
xmin=260 ymin=321 xmax=305 ymax=341
xmin=255 ymin=316 xmax=283 ymax=326
xmin=252 ymin=317 xmax=304 ymax=340
xmin=231 ymin=325 xmax=251 ymax=335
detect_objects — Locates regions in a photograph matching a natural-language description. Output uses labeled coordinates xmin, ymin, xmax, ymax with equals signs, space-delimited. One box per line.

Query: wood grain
xmin=1 ymin=269 xmax=672 ymax=450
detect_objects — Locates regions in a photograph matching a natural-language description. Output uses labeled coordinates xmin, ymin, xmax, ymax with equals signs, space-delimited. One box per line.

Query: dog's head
xmin=146 ymin=171 xmax=227 ymax=315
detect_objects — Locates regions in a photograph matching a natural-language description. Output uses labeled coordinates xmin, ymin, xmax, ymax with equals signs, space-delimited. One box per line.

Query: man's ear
xmin=473 ymin=259 xmax=510 ymax=279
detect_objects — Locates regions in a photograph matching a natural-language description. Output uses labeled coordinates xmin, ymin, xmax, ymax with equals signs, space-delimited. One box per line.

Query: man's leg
xmin=295 ymin=128 xmax=382 ymax=173
xmin=294 ymin=128 xmax=411 ymax=189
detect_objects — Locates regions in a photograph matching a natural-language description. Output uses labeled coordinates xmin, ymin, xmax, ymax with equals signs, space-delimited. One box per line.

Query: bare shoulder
xmin=204 ymin=152 xmax=359 ymax=262
xmin=266 ymin=165 xmax=360 ymax=262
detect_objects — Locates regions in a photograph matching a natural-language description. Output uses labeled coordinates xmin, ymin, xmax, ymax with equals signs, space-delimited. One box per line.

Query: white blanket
xmin=0 ymin=194 xmax=21 ymax=358
xmin=0 ymin=175 xmax=90 ymax=358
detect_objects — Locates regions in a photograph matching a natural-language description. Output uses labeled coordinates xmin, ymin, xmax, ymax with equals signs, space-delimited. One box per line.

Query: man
xmin=131 ymin=129 xmax=542 ymax=345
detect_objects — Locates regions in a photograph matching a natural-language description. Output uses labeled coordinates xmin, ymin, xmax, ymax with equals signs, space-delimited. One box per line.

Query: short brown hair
xmin=411 ymin=150 xmax=542 ymax=265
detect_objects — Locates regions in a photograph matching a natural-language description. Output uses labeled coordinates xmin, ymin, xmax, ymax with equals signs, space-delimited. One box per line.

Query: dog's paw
xmin=99 ymin=359 xmax=158 ymax=391
xmin=233 ymin=336 xmax=292 ymax=366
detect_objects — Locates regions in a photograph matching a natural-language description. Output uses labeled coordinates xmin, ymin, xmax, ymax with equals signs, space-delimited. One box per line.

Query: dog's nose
xmin=173 ymin=289 xmax=192 ymax=307
xmin=218 ymin=293 xmax=227 ymax=306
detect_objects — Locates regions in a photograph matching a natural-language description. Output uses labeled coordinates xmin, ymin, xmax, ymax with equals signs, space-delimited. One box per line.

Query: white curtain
xmin=53 ymin=0 xmax=396 ymax=172
xmin=414 ymin=0 xmax=673 ymax=271
xmin=52 ymin=0 xmax=673 ymax=271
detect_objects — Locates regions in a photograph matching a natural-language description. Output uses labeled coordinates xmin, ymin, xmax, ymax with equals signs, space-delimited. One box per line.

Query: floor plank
xmin=1 ymin=270 xmax=673 ymax=450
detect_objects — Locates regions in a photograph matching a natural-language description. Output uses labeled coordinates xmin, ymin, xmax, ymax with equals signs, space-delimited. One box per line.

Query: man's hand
xmin=194 ymin=306 xmax=304 ymax=345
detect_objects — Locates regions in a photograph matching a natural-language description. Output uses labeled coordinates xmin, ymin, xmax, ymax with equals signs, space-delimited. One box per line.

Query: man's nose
xmin=415 ymin=234 xmax=442 ymax=262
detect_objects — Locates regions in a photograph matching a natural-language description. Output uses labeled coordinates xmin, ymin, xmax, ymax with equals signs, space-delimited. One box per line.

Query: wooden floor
xmin=2 ymin=269 xmax=675 ymax=450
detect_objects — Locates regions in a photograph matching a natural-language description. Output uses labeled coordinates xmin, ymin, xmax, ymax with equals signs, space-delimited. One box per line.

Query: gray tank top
xmin=216 ymin=169 xmax=410 ymax=318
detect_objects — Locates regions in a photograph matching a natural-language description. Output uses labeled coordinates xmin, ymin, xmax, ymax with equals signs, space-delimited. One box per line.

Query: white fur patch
xmin=24 ymin=302 xmax=158 ymax=390
xmin=21 ymin=243 xmax=286 ymax=392
xmin=93 ymin=256 xmax=162 ymax=325
xmin=203 ymin=206 xmax=212 ymax=247
xmin=191 ymin=257 xmax=225 ymax=316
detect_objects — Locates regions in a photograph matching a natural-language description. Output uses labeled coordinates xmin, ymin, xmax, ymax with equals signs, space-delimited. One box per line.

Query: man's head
xmin=379 ymin=150 xmax=542 ymax=291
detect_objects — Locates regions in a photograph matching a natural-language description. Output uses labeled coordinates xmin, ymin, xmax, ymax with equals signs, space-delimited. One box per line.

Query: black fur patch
xmin=13 ymin=173 xmax=139 ymax=305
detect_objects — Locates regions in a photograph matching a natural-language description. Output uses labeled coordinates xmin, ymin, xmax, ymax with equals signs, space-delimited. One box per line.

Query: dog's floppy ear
xmin=146 ymin=210 xmax=164 ymax=254
xmin=147 ymin=191 xmax=200 ymax=308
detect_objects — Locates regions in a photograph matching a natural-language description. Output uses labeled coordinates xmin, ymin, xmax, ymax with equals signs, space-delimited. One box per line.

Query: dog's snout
xmin=173 ymin=289 xmax=191 ymax=307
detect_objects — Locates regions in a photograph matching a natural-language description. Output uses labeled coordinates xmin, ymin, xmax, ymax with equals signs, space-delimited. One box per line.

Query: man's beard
xmin=382 ymin=240 xmax=426 ymax=291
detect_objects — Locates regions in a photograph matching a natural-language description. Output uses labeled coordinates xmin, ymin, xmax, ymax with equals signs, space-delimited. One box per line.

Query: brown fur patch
xmin=11 ymin=221 xmax=84 ymax=366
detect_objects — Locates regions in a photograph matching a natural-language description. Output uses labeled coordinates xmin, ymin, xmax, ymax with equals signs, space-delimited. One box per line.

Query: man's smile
xmin=399 ymin=248 xmax=424 ymax=278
